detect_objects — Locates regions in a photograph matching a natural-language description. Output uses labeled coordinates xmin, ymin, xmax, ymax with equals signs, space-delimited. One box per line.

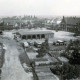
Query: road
xmin=0 ymin=37 xmax=33 ymax=80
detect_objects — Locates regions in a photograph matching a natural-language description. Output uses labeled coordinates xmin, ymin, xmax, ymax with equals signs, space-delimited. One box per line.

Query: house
xmin=2 ymin=18 xmax=26 ymax=29
xmin=60 ymin=16 xmax=80 ymax=32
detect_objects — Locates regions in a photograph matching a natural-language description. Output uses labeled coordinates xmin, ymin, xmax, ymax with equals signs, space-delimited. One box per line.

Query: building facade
xmin=60 ymin=16 xmax=80 ymax=32
xmin=17 ymin=29 xmax=54 ymax=40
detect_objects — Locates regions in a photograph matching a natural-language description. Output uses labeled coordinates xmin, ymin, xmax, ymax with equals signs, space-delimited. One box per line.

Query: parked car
xmin=16 ymin=37 xmax=21 ymax=42
xmin=21 ymin=41 xmax=29 ymax=48
xmin=34 ymin=41 xmax=42 ymax=48
xmin=28 ymin=41 xmax=34 ymax=46
xmin=53 ymin=40 xmax=66 ymax=46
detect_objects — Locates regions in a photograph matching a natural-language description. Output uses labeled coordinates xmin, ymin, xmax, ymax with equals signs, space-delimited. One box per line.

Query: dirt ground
xmin=0 ymin=35 xmax=33 ymax=80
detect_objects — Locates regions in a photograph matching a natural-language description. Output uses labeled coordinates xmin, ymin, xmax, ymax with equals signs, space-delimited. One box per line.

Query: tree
xmin=0 ymin=21 xmax=4 ymax=26
xmin=69 ymin=48 xmax=80 ymax=65
xmin=37 ymin=39 xmax=49 ymax=57
xmin=65 ymin=39 xmax=80 ymax=53
xmin=66 ymin=39 xmax=72 ymax=51
xmin=51 ymin=63 xmax=80 ymax=80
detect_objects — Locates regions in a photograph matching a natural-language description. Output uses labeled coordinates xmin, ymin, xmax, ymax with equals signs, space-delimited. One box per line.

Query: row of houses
xmin=46 ymin=16 xmax=80 ymax=33
xmin=0 ymin=17 xmax=47 ymax=29
xmin=1 ymin=16 xmax=80 ymax=33
xmin=0 ymin=16 xmax=62 ymax=30
xmin=0 ymin=19 xmax=32 ymax=28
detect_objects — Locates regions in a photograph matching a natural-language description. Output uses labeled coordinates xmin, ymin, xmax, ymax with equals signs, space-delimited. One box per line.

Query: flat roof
xmin=36 ymin=71 xmax=58 ymax=80
xmin=17 ymin=29 xmax=54 ymax=35
xmin=36 ymin=72 xmax=54 ymax=77
xmin=35 ymin=67 xmax=51 ymax=72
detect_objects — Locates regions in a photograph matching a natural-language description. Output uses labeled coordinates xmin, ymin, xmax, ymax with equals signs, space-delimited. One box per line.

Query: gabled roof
xmin=61 ymin=16 xmax=66 ymax=24
xmin=61 ymin=16 xmax=80 ymax=25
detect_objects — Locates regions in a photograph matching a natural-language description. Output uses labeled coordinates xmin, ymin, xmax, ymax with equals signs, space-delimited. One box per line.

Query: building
xmin=33 ymin=54 xmax=58 ymax=67
xmin=17 ymin=29 xmax=54 ymax=40
xmin=34 ymin=58 xmax=52 ymax=66
xmin=60 ymin=16 xmax=80 ymax=32
xmin=35 ymin=67 xmax=59 ymax=80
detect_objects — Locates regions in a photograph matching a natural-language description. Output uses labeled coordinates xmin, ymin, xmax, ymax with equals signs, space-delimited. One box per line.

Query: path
xmin=1 ymin=39 xmax=33 ymax=80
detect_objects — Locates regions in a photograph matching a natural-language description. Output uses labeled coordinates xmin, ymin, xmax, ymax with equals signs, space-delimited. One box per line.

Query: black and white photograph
xmin=0 ymin=0 xmax=80 ymax=80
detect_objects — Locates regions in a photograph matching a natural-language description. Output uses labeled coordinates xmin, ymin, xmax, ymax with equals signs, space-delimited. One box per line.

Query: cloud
xmin=0 ymin=0 xmax=80 ymax=16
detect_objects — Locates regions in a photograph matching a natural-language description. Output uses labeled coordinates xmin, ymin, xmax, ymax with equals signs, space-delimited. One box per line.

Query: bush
xmin=60 ymin=53 xmax=70 ymax=59
xmin=34 ymin=42 xmax=38 ymax=47
xmin=69 ymin=48 xmax=80 ymax=65
xmin=51 ymin=63 xmax=80 ymax=80
xmin=36 ymin=39 xmax=49 ymax=57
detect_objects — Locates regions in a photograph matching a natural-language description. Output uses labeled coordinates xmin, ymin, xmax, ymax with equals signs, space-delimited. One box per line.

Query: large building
xmin=60 ymin=16 xmax=80 ymax=32
xmin=16 ymin=29 xmax=54 ymax=40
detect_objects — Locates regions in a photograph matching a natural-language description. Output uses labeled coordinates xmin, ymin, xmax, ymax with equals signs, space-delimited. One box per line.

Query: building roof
xmin=34 ymin=54 xmax=55 ymax=66
xmin=35 ymin=58 xmax=52 ymax=66
xmin=35 ymin=67 xmax=51 ymax=72
xmin=58 ymin=57 xmax=69 ymax=62
xmin=36 ymin=71 xmax=58 ymax=80
xmin=17 ymin=29 xmax=54 ymax=35
xmin=61 ymin=17 xmax=80 ymax=26
xmin=35 ymin=66 xmax=59 ymax=80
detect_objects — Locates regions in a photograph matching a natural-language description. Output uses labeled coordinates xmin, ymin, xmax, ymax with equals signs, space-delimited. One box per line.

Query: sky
xmin=0 ymin=0 xmax=80 ymax=17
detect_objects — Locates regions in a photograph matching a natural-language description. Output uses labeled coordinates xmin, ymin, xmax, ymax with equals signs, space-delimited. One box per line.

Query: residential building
xmin=60 ymin=16 xmax=80 ymax=32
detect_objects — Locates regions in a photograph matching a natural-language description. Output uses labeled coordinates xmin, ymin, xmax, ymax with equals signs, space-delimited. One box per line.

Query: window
xmin=27 ymin=35 xmax=31 ymax=39
xmin=32 ymin=35 xmax=36 ymax=39
xmin=41 ymin=34 xmax=45 ymax=38
xmin=22 ymin=35 xmax=26 ymax=39
xmin=37 ymin=34 xmax=40 ymax=39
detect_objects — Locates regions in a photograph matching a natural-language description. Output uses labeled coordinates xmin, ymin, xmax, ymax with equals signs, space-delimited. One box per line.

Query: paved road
xmin=0 ymin=38 xmax=33 ymax=80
